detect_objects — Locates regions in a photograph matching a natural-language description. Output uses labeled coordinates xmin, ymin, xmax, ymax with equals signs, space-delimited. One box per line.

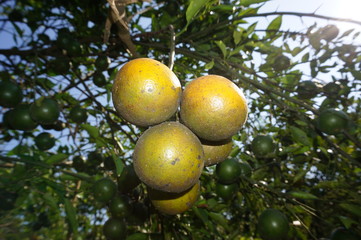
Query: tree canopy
xmin=0 ymin=0 xmax=360 ymax=239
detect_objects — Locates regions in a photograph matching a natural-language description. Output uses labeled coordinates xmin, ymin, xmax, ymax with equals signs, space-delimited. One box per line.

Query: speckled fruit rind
xmin=133 ymin=122 xmax=204 ymax=193
xmin=180 ymin=75 xmax=248 ymax=141
xmin=112 ymin=58 xmax=181 ymax=127
xmin=202 ymin=138 xmax=233 ymax=166
xmin=148 ymin=181 xmax=200 ymax=215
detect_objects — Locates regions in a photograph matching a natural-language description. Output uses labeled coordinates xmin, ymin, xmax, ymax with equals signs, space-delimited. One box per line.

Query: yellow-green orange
xmin=112 ymin=58 xmax=181 ymax=127
xmin=148 ymin=181 xmax=200 ymax=215
xmin=180 ymin=75 xmax=248 ymax=141
xmin=202 ymin=139 xmax=233 ymax=166
xmin=133 ymin=122 xmax=204 ymax=193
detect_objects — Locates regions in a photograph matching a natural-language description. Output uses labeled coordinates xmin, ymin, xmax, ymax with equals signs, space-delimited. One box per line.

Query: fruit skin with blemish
xmin=133 ymin=121 xmax=204 ymax=193
xmin=112 ymin=58 xmax=181 ymax=127
xmin=180 ymin=75 xmax=248 ymax=141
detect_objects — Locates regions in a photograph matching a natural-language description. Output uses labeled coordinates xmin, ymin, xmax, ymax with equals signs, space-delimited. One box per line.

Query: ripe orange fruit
xmin=148 ymin=181 xmax=200 ymax=215
xmin=133 ymin=122 xmax=204 ymax=193
xmin=180 ymin=75 xmax=248 ymax=141
xmin=112 ymin=58 xmax=181 ymax=127
xmin=202 ymin=139 xmax=233 ymax=166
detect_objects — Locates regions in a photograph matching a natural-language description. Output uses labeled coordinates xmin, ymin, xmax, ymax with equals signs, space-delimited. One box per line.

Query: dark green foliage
xmin=0 ymin=0 xmax=360 ymax=239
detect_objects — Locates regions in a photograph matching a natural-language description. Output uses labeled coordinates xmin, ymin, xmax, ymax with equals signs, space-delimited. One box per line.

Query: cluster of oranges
xmin=111 ymin=58 xmax=248 ymax=215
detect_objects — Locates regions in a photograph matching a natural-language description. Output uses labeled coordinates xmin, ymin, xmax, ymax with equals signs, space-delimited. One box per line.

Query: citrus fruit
xmin=257 ymin=208 xmax=289 ymax=240
xmin=10 ymin=104 xmax=38 ymax=131
xmin=2 ymin=109 xmax=15 ymax=129
xmin=49 ymin=57 xmax=70 ymax=75
xmin=109 ymin=195 xmax=132 ymax=218
xmin=296 ymin=81 xmax=318 ymax=99
xmin=112 ymin=58 xmax=181 ymax=127
xmin=133 ymin=122 xmax=204 ymax=193
xmin=34 ymin=132 xmax=55 ymax=151
xmin=148 ymin=181 xmax=200 ymax=215
xmin=93 ymin=178 xmax=117 ymax=203
xmin=272 ymin=55 xmax=290 ymax=71
xmin=95 ymin=55 xmax=111 ymax=71
xmin=30 ymin=98 xmax=60 ymax=125
xmin=180 ymin=75 xmax=248 ymax=141
xmin=215 ymin=182 xmax=238 ymax=201
xmin=251 ymin=135 xmax=275 ymax=158
xmin=117 ymin=164 xmax=140 ymax=193
xmin=72 ymin=155 xmax=86 ymax=172
xmin=316 ymin=108 xmax=349 ymax=135
xmin=103 ymin=218 xmax=127 ymax=240
xmin=202 ymin=138 xmax=233 ymax=166
xmin=93 ymin=72 xmax=107 ymax=87
xmin=330 ymin=227 xmax=359 ymax=240
xmin=239 ymin=162 xmax=252 ymax=178
xmin=0 ymin=81 xmax=23 ymax=108
xmin=215 ymin=158 xmax=241 ymax=184
xmin=69 ymin=106 xmax=88 ymax=124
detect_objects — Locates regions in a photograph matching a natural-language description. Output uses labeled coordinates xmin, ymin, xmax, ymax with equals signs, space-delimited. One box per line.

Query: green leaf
xmin=81 ymin=124 xmax=107 ymax=147
xmin=204 ymin=60 xmax=214 ymax=70
xmin=290 ymin=126 xmax=312 ymax=146
xmin=233 ymin=30 xmax=242 ymax=45
xmin=215 ymin=40 xmax=227 ymax=58
xmin=339 ymin=203 xmax=361 ymax=218
xmin=186 ymin=0 xmax=211 ymax=26
xmin=208 ymin=212 xmax=231 ymax=232
xmin=339 ymin=216 xmax=358 ymax=228
xmin=81 ymin=124 xmax=99 ymax=138
xmin=240 ymin=0 xmax=268 ymax=7
xmin=289 ymin=191 xmax=318 ymax=200
xmin=45 ymin=153 xmax=68 ymax=165
xmin=64 ymin=198 xmax=79 ymax=234
xmin=266 ymin=16 xmax=282 ymax=38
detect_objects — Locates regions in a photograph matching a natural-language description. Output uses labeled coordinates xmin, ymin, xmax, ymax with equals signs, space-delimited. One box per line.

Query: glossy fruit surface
xmin=317 ymin=108 xmax=349 ymax=135
xmin=93 ymin=178 xmax=117 ymax=203
xmin=30 ymin=98 xmax=60 ymax=125
xmin=117 ymin=164 xmax=140 ymax=193
xmin=272 ymin=55 xmax=290 ymax=71
xmin=330 ymin=227 xmax=359 ymax=240
xmin=202 ymin=139 xmax=233 ymax=166
xmin=0 ymin=81 xmax=23 ymax=107
xmin=34 ymin=132 xmax=55 ymax=151
xmin=251 ymin=135 xmax=275 ymax=158
xmin=180 ymin=75 xmax=248 ymax=141
xmin=215 ymin=182 xmax=238 ymax=201
xmin=109 ymin=195 xmax=132 ymax=218
xmin=239 ymin=162 xmax=252 ymax=178
xmin=103 ymin=218 xmax=127 ymax=240
xmin=112 ymin=58 xmax=181 ymax=127
xmin=69 ymin=106 xmax=88 ymax=124
xmin=133 ymin=122 xmax=204 ymax=193
xmin=257 ymin=208 xmax=289 ymax=240
xmin=148 ymin=181 xmax=200 ymax=215
xmin=215 ymin=158 xmax=241 ymax=184
xmin=10 ymin=104 xmax=38 ymax=131
xmin=296 ymin=81 xmax=318 ymax=99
